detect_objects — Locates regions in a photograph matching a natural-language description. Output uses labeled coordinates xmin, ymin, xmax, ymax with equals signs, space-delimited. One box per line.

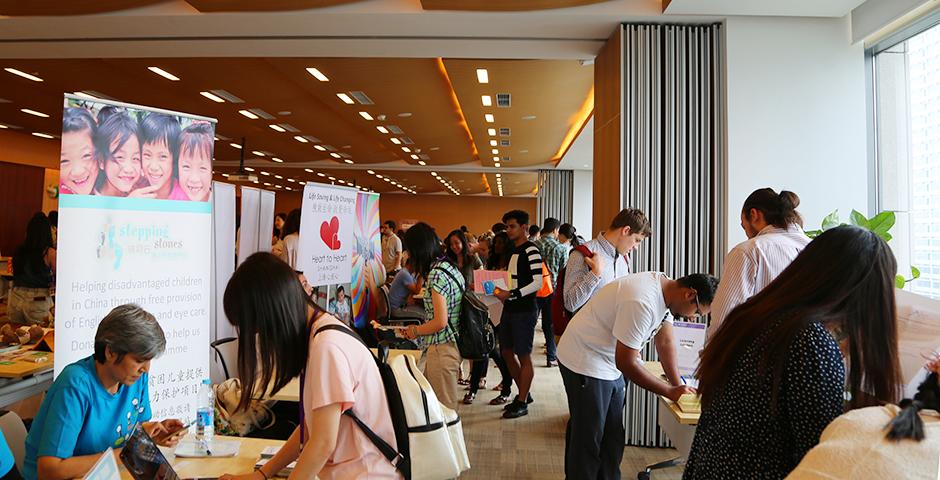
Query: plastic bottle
xmin=195 ymin=379 xmax=215 ymax=451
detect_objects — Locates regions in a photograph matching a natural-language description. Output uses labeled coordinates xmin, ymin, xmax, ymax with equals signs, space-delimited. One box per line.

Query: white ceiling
xmin=663 ymin=0 xmax=868 ymax=18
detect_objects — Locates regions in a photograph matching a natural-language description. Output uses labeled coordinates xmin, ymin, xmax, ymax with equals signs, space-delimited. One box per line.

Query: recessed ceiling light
xmin=0 ymin=124 xmax=7 ymax=129
xmin=200 ymin=91 xmax=225 ymax=103
xmin=330 ymin=153 xmax=341 ymax=159
xmin=522 ymin=115 xmax=537 ymax=120
xmin=271 ymin=157 xmax=284 ymax=163
xmin=492 ymin=156 xmax=499 ymax=161
xmin=401 ymin=147 xmax=411 ymax=153
xmin=260 ymin=171 xmax=270 ymax=176
xmin=376 ymin=174 xmax=384 ymax=179
xmin=495 ymin=162 xmax=501 ymax=167
xmin=306 ymin=68 xmax=329 ymax=81
xmin=252 ymin=151 xmax=265 ymax=157
xmin=244 ymin=167 xmax=255 ymax=172
xmin=359 ymin=112 xmax=373 ymax=121
xmin=431 ymin=172 xmax=438 ymax=176
xmin=376 ymin=126 xmax=389 ymax=134
xmin=31 ymin=132 xmax=54 ymax=139
xmin=367 ymin=170 xmax=375 ymax=174
xmin=482 ymin=95 xmax=492 ymax=107
xmin=238 ymin=110 xmax=259 ymax=120
xmin=495 ymin=173 xmax=501 ymax=178
xmin=274 ymin=174 xmax=283 ymax=179
xmin=418 ymin=161 xmax=427 ymax=166
xmin=390 ymin=138 xmax=401 ymax=145
xmin=269 ymin=124 xmax=286 ymax=132
xmin=328 ymin=176 xmax=336 ymax=181
xmin=491 ymin=149 xmax=499 ymax=154
xmin=21 ymin=108 xmax=48 ymax=118
xmin=476 ymin=69 xmax=489 ymax=83
xmin=230 ymin=143 xmax=242 ymax=149
xmin=411 ymin=154 xmax=419 ymax=160
xmin=485 ymin=114 xmax=495 ymax=123
xmin=317 ymin=172 xmax=326 ymax=177
xmin=314 ymin=145 xmax=327 ymax=151
xmin=488 ymin=128 xmax=496 ymax=136
xmin=294 ymin=136 xmax=308 ymax=143
xmin=221 ymin=173 xmax=229 ymax=177
xmin=490 ymin=140 xmax=497 ymax=147
xmin=337 ymin=93 xmax=354 ymax=104
xmin=4 ymin=68 xmax=43 ymax=82
xmin=305 ymin=168 xmax=314 ymax=173
xmin=344 ymin=159 xmax=355 ymax=164
xmin=148 ymin=66 xmax=180 ymax=81
xmin=264 ymin=182 xmax=272 ymax=186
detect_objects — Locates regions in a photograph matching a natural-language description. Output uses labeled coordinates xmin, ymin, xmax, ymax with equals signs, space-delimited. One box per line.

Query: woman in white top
xmin=708 ymin=188 xmax=810 ymax=337
xmin=278 ymin=208 xmax=301 ymax=269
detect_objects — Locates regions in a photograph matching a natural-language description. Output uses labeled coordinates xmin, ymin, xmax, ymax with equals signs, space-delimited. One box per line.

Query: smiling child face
xmin=142 ymin=140 xmax=174 ymax=193
xmin=178 ymin=149 xmax=211 ymax=201
xmin=60 ymin=130 xmax=97 ymax=195
xmin=102 ymin=135 xmax=142 ymax=194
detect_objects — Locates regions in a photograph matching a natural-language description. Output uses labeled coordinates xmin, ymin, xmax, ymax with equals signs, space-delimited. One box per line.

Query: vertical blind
xmin=536 ymin=169 xmax=574 ymax=225
xmin=620 ymin=23 xmax=726 ymax=448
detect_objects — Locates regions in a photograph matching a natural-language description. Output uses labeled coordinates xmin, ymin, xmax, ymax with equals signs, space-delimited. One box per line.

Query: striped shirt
xmin=505 ymin=240 xmax=543 ymax=313
xmin=563 ymin=232 xmax=632 ymax=313
xmin=708 ymin=224 xmax=811 ymax=338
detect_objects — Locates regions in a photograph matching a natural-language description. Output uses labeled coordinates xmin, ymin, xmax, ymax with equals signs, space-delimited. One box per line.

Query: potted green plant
xmin=805 ymin=210 xmax=920 ymax=288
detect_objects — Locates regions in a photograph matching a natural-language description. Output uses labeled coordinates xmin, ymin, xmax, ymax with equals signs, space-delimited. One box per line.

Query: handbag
xmin=213 ymin=378 xmax=276 ymax=437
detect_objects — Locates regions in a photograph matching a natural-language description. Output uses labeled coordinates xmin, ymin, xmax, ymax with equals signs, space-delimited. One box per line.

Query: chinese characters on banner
xmin=297 ymin=183 xmax=357 ymax=287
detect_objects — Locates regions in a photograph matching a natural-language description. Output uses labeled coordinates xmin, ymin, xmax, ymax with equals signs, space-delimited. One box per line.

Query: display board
xmin=237 ymin=186 xmax=260 ymax=267
xmin=55 ymin=94 xmax=215 ymax=421
xmin=257 ymin=189 xmax=276 ymax=253
xmin=297 ymin=182 xmax=357 ymax=287
xmin=211 ymin=181 xmax=236 ymax=342
xmin=351 ymin=191 xmax=384 ymax=328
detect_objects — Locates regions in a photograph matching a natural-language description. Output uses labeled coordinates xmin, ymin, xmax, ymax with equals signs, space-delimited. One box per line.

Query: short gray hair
xmin=93 ymin=304 xmax=166 ymax=363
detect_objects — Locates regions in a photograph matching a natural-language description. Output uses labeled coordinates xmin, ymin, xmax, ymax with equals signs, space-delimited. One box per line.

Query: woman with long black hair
xmin=7 ymin=213 xmax=56 ymax=327
xmin=443 ymin=229 xmax=483 ymax=288
xmin=683 ymin=225 xmax=902 ymax=479
xmin=219 ymin=253 xmax=400 ymax=480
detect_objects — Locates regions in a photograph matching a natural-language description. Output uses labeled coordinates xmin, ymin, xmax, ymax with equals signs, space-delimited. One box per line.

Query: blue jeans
xmin=560 ymin=363 xmax=627 ymax=480
xmin=537 ymin=294 xmax=557 ymax=361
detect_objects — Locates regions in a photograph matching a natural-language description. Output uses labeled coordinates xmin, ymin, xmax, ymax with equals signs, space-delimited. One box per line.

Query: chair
xmin=210 ymin=337 xmax=239 ymax=384
xmin=378 ymin=285 xmax=423 ymax=326
xmin=375 ymin=286 xmax=421 ymax=350
xmin=0 ymin=411 xmax=27 ymax=473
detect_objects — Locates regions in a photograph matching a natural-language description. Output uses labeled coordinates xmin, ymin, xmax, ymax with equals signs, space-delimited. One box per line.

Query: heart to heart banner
xmin=297 ymin=182 xmax=358 ymax=286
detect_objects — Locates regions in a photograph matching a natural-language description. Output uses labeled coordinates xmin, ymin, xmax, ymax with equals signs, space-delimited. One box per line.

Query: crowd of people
xmin=5 ymin=186 xmax=939 ymax=480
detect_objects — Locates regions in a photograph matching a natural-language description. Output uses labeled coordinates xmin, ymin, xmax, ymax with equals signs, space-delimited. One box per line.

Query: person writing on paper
xmin=24 ymin=304 xmax=186 ymax=480
xmin=684 ymin=226 xmax=902 ymax=479
xmin=707 ymin=188 xmax=809 ymax=338
xmin=219 ymin=253 xmax=401 ymax=480
xmin=556 ymin=272 xmax=718 ymax=479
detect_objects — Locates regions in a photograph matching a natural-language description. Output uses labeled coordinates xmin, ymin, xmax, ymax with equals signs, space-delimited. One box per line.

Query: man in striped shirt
xmin=708 ymin=188 xmax=810 ymax=338
xmin=494 ymin=209 xmax=544 ymax=419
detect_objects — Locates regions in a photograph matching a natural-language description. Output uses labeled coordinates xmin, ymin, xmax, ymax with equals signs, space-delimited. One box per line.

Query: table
xmin=638 ymin=361 xmax=700 ymax=480
xmin=0 ymin=347 xmax=54 ymax=409
xmin=267 ymin=349 xmax=422 ymax=402
xmin=119 ymin=436 xmax=285 ymax=479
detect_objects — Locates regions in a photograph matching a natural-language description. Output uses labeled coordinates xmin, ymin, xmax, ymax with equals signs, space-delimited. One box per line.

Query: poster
xmin=55 ymin=94 xmax=215 ymax=421
xmin=351 ymin=191 xmax=384 ymax=328
xmin=297 ymin=183 xmax=357 ymax=287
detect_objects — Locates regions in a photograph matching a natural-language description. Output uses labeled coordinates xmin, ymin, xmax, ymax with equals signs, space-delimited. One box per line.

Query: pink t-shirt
xmin=168 ymin=180 xmax=190 ymax=201
xmin=304 ymin=315 xmax=402 ymax=480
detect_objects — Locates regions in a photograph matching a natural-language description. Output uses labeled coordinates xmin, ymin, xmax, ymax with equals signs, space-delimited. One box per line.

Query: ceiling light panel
xmin=306 ymin=68 xmax=329 ymax=81
xmin=294 ymin=136 xmax=308 ymax=143
xmin=200 ymin=91 xmax=225 ymax=103
xmin=337 ymin=93 xmax=354 ymax=104
xmin=148 ymin=66 xmax=179 ymax=81
xmin=359 ymin=112 xmax=373 ymax=121
xmin=376 ymin=126 xmax=389 ymax=134
xmin=238 ymin=109 xmax=259 ymax=120
xmin=248 ymin=109 xmax=275 ymax=120
xmin=209 ymin=89 xmax=243 ymax=103
xmin=21 ymin=108 xmax=49 ymax=118
xmin=482 ymin=95 xmax=492 ymax=107
xmin=4 ymin=67 xmax=43 ymax=82
xmin=485 ymin=114 xmax=495 ymax=123
xmin=269 ymin=124 xmax=286 ymax=132
xmin=476 ymin=69 xmax=489 ymax=84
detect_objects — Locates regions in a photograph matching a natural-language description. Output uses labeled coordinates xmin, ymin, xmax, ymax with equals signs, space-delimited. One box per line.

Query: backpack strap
xmin=308 ymin=323 xmax=406 ymax=469
xmin=572 ymin=244 xmax=594 ymax=259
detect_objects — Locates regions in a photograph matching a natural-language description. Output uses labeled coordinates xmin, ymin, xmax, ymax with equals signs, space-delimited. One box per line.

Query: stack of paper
xmin=676 ymin=394 xmax=701 ymax=414
xmin=256 ymin=446 xmax=295 ymax=477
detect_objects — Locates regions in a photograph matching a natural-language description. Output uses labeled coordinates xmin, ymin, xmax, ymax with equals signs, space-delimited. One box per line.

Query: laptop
xmin=119 ymin=424 xmax=218 ymax=480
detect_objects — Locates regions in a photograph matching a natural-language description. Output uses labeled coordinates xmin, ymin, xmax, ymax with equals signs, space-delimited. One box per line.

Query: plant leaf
xmin=912 ymin=266 xmax=921 ymax=279
xmin=805 ymin=229 xmax=822 ymax=239
xmin=821 ymin=210 xmax=841 ymax=231
xmin=881 ymin=232 xmax=893 ymax=243
xmin=868 ymin=211 xmax=896 ymax=238
xmin=896 ymin=274 xmax=906 ymax=289
xmin=850 ymin=210 xmax=869 ymax=228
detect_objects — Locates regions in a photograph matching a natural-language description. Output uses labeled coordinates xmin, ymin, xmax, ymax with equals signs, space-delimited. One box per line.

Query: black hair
xmin=559 ymin=223 xmax=577 ymax=241
xmin=487 ymin=232 xmax=512 ymax=270
xmin=224 ymin=252 xmax=323 ymax=411
xmin=47 ymin=210 xmax=58 ymax=228
xmin=887 ymin=372 xmax=940 ymax=442
xmin=281 ymin=208 xmax=301 ymax=238
xmin=491 ymin=223 xmax=507 ymax=234
xmin=93 ymin=110 xmax=138 ymax=166
xmin=460 ymin=225 xmax=468 ymax=233
xmin=63 ymin=107 xmax=96 ymax=136
xmin=542 ymin=217 xmax=560 ymax=233
xmin=276 ymin=212 xmax=287 ymax=221
xmin=96 ymin=105 xmax=122 ymax=125
xmin=676 ymin=273 xmax=720 ymax=305
xmin=13 ymin=213 xmax=54 ymax=281
xmin=742 ymin=188 xmax=803 ymax=229
xmin=529 ymin=225 xmax=541 ymax=236
xmin=336 ymin=285 xmax=345 ymax=294
xmin=178 ymin=122 xmax=214 ymax=162
xmin=384 ymin=220 xmax=397 ymax=230
xmin=403 ymin=222 xmax=441 ymax=279
xmin=444 ymin=229 xmax=474 ymax=278
xmin=139 ymin=113 xmax=182 ymax=164
xmin=502 ymin=210 xmax=529 ymax=226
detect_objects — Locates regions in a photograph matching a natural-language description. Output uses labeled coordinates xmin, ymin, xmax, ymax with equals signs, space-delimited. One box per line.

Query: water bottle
xmin=195 ymin=379 xmax=215 ymax=450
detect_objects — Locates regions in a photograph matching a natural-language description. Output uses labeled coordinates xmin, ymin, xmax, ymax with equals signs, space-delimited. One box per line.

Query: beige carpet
xmin=456 ymin=342 xmax=684 ymax=480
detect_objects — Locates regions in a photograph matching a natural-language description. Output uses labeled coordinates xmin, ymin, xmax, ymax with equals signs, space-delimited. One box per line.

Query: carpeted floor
xmin=456 ymin=341 xmax=684 ymax=480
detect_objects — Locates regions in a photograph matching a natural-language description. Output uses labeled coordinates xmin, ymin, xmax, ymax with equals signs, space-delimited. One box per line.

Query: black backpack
xmin=434 ymin=264 xmax=496 ymax=360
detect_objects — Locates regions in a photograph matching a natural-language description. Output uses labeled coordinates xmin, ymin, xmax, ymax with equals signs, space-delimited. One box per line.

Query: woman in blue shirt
xmin=24 ymin=304 xmax=185 ymax=480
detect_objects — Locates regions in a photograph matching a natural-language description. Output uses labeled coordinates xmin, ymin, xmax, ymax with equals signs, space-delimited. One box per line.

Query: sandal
xmin=489 ymin=394 xmax=510 ymax=405
xmin=463 ymin=392 xmax=475 ymax=404
xmin=457 ymin=377 xmax=470 ymax=386
xmin=478 ymin=379 xmax=487 ymax=389
xmin=491 ymin=382 xmax=504 ymax=392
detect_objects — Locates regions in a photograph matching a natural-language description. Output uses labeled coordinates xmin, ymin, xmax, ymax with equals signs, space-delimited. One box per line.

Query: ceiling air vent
xmin=248 ymin=108 xmax=275 ymax=120
xmin=496 ymin=93 xmax=511 ymax=108
xmin=301 ymin=135 xmax=321 ymax=143
xmin=499 ymin=127 xmax=511 ymax=136
xmin=501 ymin=156 xmax=511 ymax=162
xmin=418 ymin=154 xmax=430 ymax=160
xmin=277 ymin=123 xmax=300 ymax=132
xmin=209 ymin=89 xmax=244 ymax=103
xmin=349 ymin=91 xmax=374 ymax=105
xmin=500 ymin=139 xmax=511 ymax=147
xmin=400 ymin=137 xmax=415 ymax=145
xmin=388 ymin=125 xmax=404 ymax=134
xmin=324 ymin=145 xmax=337 ymax=151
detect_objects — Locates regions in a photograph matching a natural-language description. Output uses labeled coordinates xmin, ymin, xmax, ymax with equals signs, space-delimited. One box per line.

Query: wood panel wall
xmin=592 ymin=26 xmax=623 ymax=237
xmin=0 ymin=161 xmax=45 ymax=256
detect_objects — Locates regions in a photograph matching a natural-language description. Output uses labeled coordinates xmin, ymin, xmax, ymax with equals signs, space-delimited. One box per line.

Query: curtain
xmin=621 ymin=23 xmax=725 ymax=448
xmin=536 ymin=169 xmax=574 ymax=225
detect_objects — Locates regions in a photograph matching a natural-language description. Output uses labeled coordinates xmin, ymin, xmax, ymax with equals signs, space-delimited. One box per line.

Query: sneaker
xmin=502 ymin=393 xmax=534 ymax=410
xmin=462 ymin=392 xmax=475 ymax=405
xmin=546 ymin=359 xmax=558 ymax=367
xmin=489 ymin=394 xmax=511 ymax=405
xmin=502 ymin=400 xmax=528 ymax=419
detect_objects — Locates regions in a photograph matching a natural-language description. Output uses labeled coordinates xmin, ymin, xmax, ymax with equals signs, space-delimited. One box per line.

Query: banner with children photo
xmin=55 ymin=94 xmax=216 ymax=421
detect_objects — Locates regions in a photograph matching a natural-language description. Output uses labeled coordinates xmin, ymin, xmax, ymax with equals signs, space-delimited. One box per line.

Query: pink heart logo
xmin=320 ymin=216 xmax=342 ymax=250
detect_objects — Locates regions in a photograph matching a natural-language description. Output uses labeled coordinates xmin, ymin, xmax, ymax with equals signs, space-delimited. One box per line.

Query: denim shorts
xmin=498 ymin=309 xmax=539 ymax=356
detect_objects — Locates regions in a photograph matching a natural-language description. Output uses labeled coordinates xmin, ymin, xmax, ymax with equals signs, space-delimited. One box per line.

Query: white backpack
xmin=314 ymin=325 xmax=470 ymax=479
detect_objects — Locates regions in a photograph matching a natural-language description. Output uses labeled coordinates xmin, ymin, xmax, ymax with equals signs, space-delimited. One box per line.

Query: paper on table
xmin=82 ymin=448 xmax=120 ymax=480
xmin=474 ymin=270 xmax=511 ymax=294
xmin=174 ymin=438 xmax=241 ymax=458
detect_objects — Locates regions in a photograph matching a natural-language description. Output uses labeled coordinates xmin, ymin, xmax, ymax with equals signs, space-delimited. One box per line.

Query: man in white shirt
xmin=380 ymin=220 xmax=402 ymax=278
xmin=556 ymin=271 xmax=718 ymax=480
xmin=708 ymin=188 xmax=810 ymax=338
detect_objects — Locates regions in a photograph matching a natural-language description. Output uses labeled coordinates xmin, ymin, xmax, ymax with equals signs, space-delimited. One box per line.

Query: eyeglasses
xmin=688 ymin=293 xmax=703 ymax=319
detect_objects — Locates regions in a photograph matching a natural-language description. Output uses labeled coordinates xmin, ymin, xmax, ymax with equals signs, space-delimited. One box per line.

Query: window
xmin=872 ymin=15 xmax=940 ymax=300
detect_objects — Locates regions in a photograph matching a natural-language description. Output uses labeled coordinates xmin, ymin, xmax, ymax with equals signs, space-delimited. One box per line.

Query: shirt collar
xmin=757 ymin=224 xmax=805 ymax=237
xmin=595 ymin=232 xmax=618 ymax=258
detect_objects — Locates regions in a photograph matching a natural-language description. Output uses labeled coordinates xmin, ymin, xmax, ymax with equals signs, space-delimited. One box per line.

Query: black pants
xmin=469 ymin=324 xmax=513 ymax=396
xmin=537 ymin=294 xmax=557 ymax=361
xmin=560 ymin=363 xmax=627 ymax=480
